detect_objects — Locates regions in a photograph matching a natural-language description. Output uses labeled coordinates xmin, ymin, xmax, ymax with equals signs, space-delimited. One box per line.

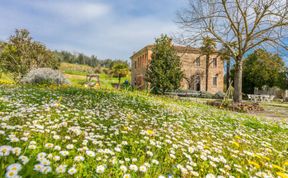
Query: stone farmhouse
xmin=130 ymin=44 xmax=224 ymax=94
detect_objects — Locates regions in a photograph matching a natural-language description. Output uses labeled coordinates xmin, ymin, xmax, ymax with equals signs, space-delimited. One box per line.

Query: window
xmin=213 ymin=76 xmax=218 ymax=86
xmin=144 ymin=54 xmax=147 ymax=64
xmin=138 ymin=58 xmax=141 ymax=68
xmin=142 ymin=55 xmax=145 ymax=65
xmin=213 ymin=58 xmax=217 ymax=68
xmin=134 ymin=61 xmax=137 ymax=69
xmin=195 ymin=57 xmax=200 ymax=66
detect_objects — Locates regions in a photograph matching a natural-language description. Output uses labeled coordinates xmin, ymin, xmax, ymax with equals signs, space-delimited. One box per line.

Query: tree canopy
xmin=145 ymin=35 xmax=184 ymax=94
xmin=54 ymin=51 xmax=128 ymax=68
xmin=242 ymin=49 xmax=287 ymax=93
xmin=0 ymin=29 xmax=59 ymax=81
xmin=111 ymin=62 xmax=130 ymax=85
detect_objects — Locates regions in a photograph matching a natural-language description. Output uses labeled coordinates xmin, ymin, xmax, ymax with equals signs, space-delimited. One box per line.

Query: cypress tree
xmin=145 ymin=35 xmax=183 ymax=94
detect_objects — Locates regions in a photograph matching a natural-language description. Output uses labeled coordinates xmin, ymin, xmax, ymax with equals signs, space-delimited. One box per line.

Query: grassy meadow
xmin=0 ymin=63 xmax=130 ymax=89
xmin=0 ymin=84 xmax=288 ymax=178
xmin=0 ymin=63 xmax=288 ymax=178
xmin=59 ymin=63 xmax=130 ymax=89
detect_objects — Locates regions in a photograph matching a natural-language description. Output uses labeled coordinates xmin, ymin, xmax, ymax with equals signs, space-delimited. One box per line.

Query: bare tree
xmin=177 ymin=0 xmax=288 ymax=102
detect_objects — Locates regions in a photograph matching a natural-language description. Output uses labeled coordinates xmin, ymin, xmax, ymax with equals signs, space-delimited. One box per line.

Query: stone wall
xmin=131 ymin=45 xmax=224 ymax=94
xmin=178 ymin=52 xmax=224 ymax=94
xmin=131 ymin=46 xmax=152 ymax=89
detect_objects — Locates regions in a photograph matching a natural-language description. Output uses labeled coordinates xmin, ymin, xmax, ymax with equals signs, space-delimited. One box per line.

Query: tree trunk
xmin=226 ymin=59 xmax=230 ymax=91
xmin=205 ymin=55 xmax=209 ymax=91
xmin=118 ymin=75 xmax=121 ymax=89
xmin=233 ymin=58 xmax=243 ymax=103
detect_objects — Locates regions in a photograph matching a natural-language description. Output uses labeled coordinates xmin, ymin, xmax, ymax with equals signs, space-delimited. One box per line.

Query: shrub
xmin=214 ymin=91 xmax=225 ymax=99
xmin=20 ymin=68 xmax=70 ymax=85
xmin=120 ymin=80 xmax=133 ymax=91
xmin=94 ymin=67 xmax=102 ymax=74
xmin=102 ymin=68 xmax=111 ymax=75
xmin=200 ymin=91 xmax=213 ymax=98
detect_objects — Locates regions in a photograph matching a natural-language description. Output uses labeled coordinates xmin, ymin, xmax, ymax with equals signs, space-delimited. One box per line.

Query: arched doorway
xmin=195 ymin=75 xmax=201 ymax=91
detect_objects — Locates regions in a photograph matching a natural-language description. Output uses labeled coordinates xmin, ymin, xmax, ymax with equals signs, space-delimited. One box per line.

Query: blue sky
xmin=0 ymin=0 xmax=186 ymax=60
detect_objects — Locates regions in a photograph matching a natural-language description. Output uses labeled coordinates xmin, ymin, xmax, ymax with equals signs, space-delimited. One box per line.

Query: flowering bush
xmin=0 ymin=85 xmax=287 ymax=178
xmin=0 ymin=79 xmax=15 ymax=85
xmin=20 ymin=68 xmax=70 ymax=85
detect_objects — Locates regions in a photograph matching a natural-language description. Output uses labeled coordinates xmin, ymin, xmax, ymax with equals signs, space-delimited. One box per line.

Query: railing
xmin=248 ymin=94 xmax=275 ymax=103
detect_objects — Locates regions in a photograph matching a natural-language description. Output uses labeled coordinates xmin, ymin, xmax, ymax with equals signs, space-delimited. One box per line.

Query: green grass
xmin=59 ymin=63 xmax=94 ymax=75
xmin=0 ymin=85 xmax=287 ymax=178
xmin=64 ymin=73 xmax=130 ymax=89
xmin=60 ymin=62 xmax=130 ymax=89
xmin=0 ymin=62 xmax=131 ymax=89
xmin=62 ymin=70 xmax=89 ymax=76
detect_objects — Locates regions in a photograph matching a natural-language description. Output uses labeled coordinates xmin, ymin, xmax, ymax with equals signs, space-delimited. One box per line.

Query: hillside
xmin=60 ymin=63 xmax=130 ymax=89
xmin=0 ymin=85 xmax=287 ymax=177
xmin=0 ymin=63 xmax=131 ymax=89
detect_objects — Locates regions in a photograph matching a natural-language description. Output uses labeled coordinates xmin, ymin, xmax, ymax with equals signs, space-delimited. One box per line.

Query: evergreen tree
xmin=78 ymin=53 xmax=85 ymax=64
xmin=145 ymin=35 xmax=183 ymax=94
xmin=242 ymin=49 xmax=287 ymax=93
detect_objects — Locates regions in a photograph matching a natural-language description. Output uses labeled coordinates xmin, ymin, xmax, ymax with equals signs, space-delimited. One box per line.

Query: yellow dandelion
xmin=272 ymin=164 xmax=285 ymax=171
xmin=204 ymin=145 xmax=210 ymax=149
xmin=232 ymin=141 xmax=240 ymax=148
xmin=254 ymin=154 xmax=262 ymax=159
xmin=283 ymin=161 xmax=288 ymax=166
xmin=248 ymin=160 xmax=260 ymax=169
xmin=235 ymin=135 xmax=241 ymax=140
xmin=262 ymin=156 xmax=270 ymax=161
xmin=276 ymin=172 xmax=288 ymax=178
xmin=146 ymin=130 xmax=154 ymax=136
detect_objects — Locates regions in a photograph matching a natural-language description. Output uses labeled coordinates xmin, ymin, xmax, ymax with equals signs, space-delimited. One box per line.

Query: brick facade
xmin=130 ymin=45 xmax=224 ymax=94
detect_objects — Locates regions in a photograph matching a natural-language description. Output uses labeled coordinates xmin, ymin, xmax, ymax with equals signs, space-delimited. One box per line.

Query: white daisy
xmin=68 ymin=167 xmax=77 ymax=175
xmin=96 ymin=165 xmax=105 ymax=174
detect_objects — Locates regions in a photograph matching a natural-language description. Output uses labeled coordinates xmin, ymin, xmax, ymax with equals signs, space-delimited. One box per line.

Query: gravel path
xmin=251 ymin=103 xmax=288 ymax=123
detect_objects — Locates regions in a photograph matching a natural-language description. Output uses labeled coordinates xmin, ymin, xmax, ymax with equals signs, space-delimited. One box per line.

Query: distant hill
xmin=54 ymin=50 xmax=129 ymax=68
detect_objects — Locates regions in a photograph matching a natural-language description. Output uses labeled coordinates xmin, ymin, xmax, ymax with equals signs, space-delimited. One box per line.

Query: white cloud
xmin=46 ymin=17 xmax=178 ymax=59
xmin=0 ymin=0 xmax=183 ymax=60
xmin=29 ymin=1 xmax=111 ymax=23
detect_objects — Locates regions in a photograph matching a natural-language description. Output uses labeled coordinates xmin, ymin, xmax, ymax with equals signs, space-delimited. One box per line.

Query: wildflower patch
xmin=0 ymin=85 xmax=287 ymax=177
